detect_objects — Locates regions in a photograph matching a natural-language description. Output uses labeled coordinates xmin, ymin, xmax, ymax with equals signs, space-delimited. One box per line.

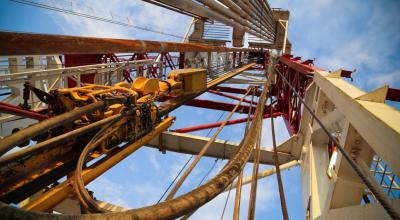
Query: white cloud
xmin=366 ymin=70 xmax=400 ymax=88
xmin=45 ymin=0 xmax=190 ymax=40
xmin=87 ymin=176 xmax=132 ymax=208
xmin=190 ymin=174 xmax=278 ymax=220
xmin=148 ymin=151 xmax=161 ymax=170
xmin=269 ymin=0 xmax=400 ymax=91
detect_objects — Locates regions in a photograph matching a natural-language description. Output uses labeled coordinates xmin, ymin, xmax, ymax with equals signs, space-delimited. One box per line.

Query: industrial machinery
xmin=0 ymin=0 xmax=399 ymax=219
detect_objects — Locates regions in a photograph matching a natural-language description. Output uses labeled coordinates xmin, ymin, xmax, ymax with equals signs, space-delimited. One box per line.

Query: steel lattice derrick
xmin=273 ymin=54 xmax=316 ymax=135
xmin=0 ymin=30 xmax=272 ymax=218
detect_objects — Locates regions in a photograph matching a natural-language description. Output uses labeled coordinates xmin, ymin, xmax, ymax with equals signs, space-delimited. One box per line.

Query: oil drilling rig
xmin=0 ymin=0 xmax=399 ymax=219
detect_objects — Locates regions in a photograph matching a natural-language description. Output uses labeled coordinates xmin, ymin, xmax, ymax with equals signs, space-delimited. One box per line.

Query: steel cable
xmin=274 ymin=67 xmax=400 ymax=220
xmin=9 ymin=0 xmax=185 ymax=39
xmin=164 ymin=88 xmax=253 ymax=200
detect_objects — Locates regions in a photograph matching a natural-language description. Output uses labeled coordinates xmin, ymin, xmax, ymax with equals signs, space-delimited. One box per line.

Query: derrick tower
xmin=0 ymin=1 xmax=399 ymax=219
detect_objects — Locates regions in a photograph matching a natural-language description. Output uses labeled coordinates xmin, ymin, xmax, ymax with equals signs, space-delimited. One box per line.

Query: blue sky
xmin=1 ymin=0 xmax=399 ymax=219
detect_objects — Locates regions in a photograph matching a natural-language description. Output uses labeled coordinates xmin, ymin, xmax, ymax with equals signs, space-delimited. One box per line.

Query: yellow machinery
xmin=159 ymin=68 xmax=207 ymax=95
xmin=0 ymin=68 xmax=208 ymax=204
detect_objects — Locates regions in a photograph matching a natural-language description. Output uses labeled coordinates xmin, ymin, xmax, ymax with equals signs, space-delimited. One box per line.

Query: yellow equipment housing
xmin=132 ymin=77 xmax=160 ymax=96
xmin=167 ymin=68 xmax=207 ymax=94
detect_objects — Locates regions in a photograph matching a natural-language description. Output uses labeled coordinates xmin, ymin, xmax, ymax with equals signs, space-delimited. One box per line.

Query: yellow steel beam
xmin=207 ymin=63 xmax=258 ymax=87
xmin=22 ymin=116 xmax=175 ymax=212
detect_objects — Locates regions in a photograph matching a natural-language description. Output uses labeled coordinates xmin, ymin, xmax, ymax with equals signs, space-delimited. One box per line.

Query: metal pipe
xmin=0 ymin=102 xmax=49 ymax=121
xmin=250 ymin=0 xmax=275 ymax=29
xmin=152 ymin=0 xmax=272 ymax=42
xmin=208 ymin=90 xmax=256 ymax=104
xmin=225 ymin=160 xmax=300 ymax=192
xmin=233 ymin=0 xmax=275 ymax=35
xmin=172 ymin=113 xmax=282 ymax=133
xmin=0 ymin=101 xmax=105 ymax=156
xmin=0 ymin=114 xmax=120 ymax=167
xmin=198 ymin=0 xmax=274 ymax=40
xmin=0 ymin=31 xmax=255 ymax=56
xmin=256 ymin=0 xmax=275 ymax=21
xmin=220 ymin=0 xmax=275 ymax=39
xmin=225 ymin=0 xmax=275 ymax=37
xmin=249 ymin=0 xmax=275 ymax=29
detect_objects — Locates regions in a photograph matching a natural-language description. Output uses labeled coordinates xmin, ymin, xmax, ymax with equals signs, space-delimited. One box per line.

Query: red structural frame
xmin=0 ymin=102 xmax=49 ymax=121
xmin=172 ymin=112 xmax=283 ymax=133
xmin=273 ymin=54 xmax=316 ymax=135
xmin=64 ymin=52 xmax=182 ymax=87
xmin=63 ymin=52 xmax=359 ymax=137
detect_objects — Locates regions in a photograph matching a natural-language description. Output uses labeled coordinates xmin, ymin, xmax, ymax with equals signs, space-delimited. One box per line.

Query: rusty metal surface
xmin=0 ymin=81 xmax=269 ymax=220
xmin=0 ymin=31 xmax=256 ymax=56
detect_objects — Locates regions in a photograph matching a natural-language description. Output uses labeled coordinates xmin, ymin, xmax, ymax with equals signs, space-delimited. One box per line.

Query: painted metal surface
xmin=0 ymin=31 xmax=256 ymax=56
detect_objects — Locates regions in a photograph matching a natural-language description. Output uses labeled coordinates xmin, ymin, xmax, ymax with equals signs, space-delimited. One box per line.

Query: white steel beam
xmin=147 ymin=131 xmax=294 ymax=165
xmin=314 ymin=71 xmax=400 ymax=177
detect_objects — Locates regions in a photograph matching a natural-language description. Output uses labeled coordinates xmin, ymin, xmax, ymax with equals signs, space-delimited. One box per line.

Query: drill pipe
xmin=233 ymin=0 xmax=275 ymax=33
xmin=198 ymin=0 xmax=274 ymax=40
xmin=152 ymin=0 xmax=273 ymax=42
xmin=217 ymin=0 xmax=275 ymax=39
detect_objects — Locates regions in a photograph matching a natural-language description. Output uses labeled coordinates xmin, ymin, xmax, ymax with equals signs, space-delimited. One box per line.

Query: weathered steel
xmin=172 ymin=113 xmax=283 ymax=133
xmin=0 ymin=80 xmax=270 ymax=220
xmin=197 ymin=0 xmax=274 ymax=40
xmin=0 ymin=102 xmax=49 ymax=121
xmin=0 ymin=101 xmax=105 ymax=156
xmin=150 ymin=0 xmax=272 ymax=41
xmin=20 ymin=117 xmax=174 ymax=212
xmin=0 ymin=32 xmax=255 ymax=56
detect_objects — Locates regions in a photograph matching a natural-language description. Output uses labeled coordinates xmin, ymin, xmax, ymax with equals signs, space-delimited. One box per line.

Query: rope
xmin=158 ymin=97 xmax=228 ymax=204
xmin=157 ymin=155 xmax=193 ymax=204
xmin=179 ymin=94 xmax=243 ymax=219
xmin=247 ymin=88 xmax=264 ymax=220
xmin=164 ymin=88 xmax=253 ymax=200
xmin=233 ymin=86 xmax=256 ymax=220
xmin=270 ymin=95 xmax=289 ymax=220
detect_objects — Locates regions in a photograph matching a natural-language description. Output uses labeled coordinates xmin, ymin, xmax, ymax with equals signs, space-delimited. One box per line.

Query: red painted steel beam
xmin=214 ymin=86 xmax=261 ymax=96
xmin=0 ymin=31 xmax=256 ymax=56
xmin=172 ymin=112 xmax=284 ymax=133
xmin=207 ymin=90 xmax=256 ymax=104
xmin=279 ymin=54 xmax=320 ymax=75
xmin=185 ymin=99 xmax=270 ymax=115
xmin=387 ymin=87 xmax=400 ymax=102
xmin=0 ymin=102 xmax=49 ymax=121
xmin=274 ymin=54 xmax=316 ymax=135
